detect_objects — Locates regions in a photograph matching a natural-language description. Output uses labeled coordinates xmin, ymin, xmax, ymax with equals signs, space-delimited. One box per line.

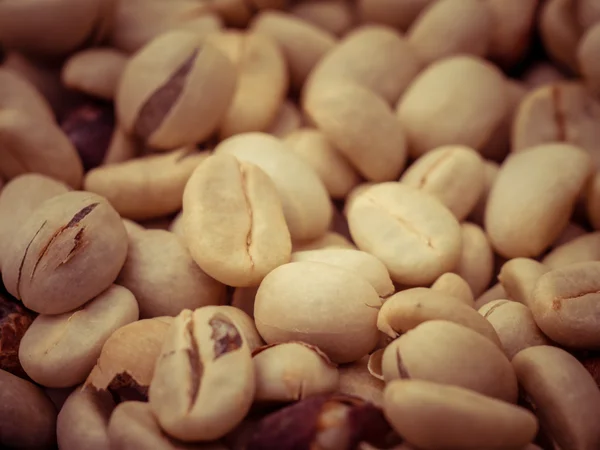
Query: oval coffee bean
xmin=2 ymin=191 xmax=128 ymax=315
xmin=0 ymin=368 xmax=57 ymax=449
xmin=543 ymin=232 xmax=600 ymax=268
xmin=86 ymin=317 xmax=173 ymax=401
xmin=253 ymin=342 xmax=339 ymax=402
xmin=383 ymin=379 xmax=538 ymax=450
xmin=18 ymin=285 xmax=139 ymax=388
xmin=539 ymin=0 xmax=580 ymax=73
xmin=468 ymin=160 xmax=499 ymax=226
xmin=530 ymin=261 xmax=600 ymax=348
xmin=215 ymin=132 xmax=332 ymax=241
xmin=378 ymin=288 xmax=500 ymax=345
xmin=254 ymin=261 xmax=380 ymax=364
xmin=290 ymin=0 xmax=354 ymax=37
xmin=304 ymin=81 xmax=408 ymax=182
xmin=118 ymin=228 xmax=226 ymax=319
xmin=116 ymin=30 xmax=237 ymax=150
xmin=57 ymin=386 xmax=115 ymax=450
xmin=291 ymin=248 xmax=394 ymax=298
xmin=399 ymin=145 xmax=485 ymax=221
xmin=381 ymin=320 xmax=518 ymax=403
xmin=452 ymin=222 xmax=494 ymax=298
xmin=498 ymin=258 xmax=550 ymax=307
xmin=430 ymin=272 xmax=475 ymax=307
xmin=407 ymin=0 xmax=493 ymax=64
xmin=397 ymin=55 xmax=508 ymax=158
xmin=551 ymin=222 xmax=588 ymax=249
xmin=347 ymin=182 xmax=462 ymax=286
xmin=478 ymin=300 xmax=550 ymax=360
xmin=149 ymin=307 xmax=255 ymax=442
xmin=182 ymin=152 xmax=291 ymax=287
xmin=513 ymin=346 xmax=600 ymax=450
xmin=485 ymin=143 xmax=592 ymax=258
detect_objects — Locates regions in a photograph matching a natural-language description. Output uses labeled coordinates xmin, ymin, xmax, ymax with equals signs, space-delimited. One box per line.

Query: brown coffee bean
xmin=539 ymin=0 xmax=581 ymax=73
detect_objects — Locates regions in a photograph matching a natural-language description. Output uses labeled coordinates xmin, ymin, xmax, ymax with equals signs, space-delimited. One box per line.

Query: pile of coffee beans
xmin=1 ymin=0 xmax=600 ymax=449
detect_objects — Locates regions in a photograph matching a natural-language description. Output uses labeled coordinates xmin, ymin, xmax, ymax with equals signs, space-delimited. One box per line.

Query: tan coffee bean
xmin=109 ymin=0 xmax=221 ymax=53
xmin=290 ymin=0 xmax=355 ymax=37
xmin=0 ymin=0 xmax=112 ymax=56
xmin=250 ymin=11 xmax=336 ymax=89
xmin=306 ymin=25 xmax=421 ymax=105
xmin=347 ymin=182 xmax=462 ymax=286
xmin=475 ymin=282 xmax=509 ymax=310
xmin=206 ymin=31 xmax=288 ymax=139
xmin=109 ymin=401 xmax=226 ymax=450
xmin=253 ymin=342 xmax=338 ymax=402
xmin=292 ymin=231 xmax=356 ymax=252
xmin=116 ymin=30 xmax=237 ymax=150
xmin=62 ymin=48 xmax=128 ymax=100
xmin=543 ymin=232 xmax=600 ymax=268
xmin=118 ymin=229 xmax=226 ymax=319
xmin=430 ymin=272 xmax=475 ymax=307
xmin=356 ymin=0 xmax=434 ymax=31
xmin=513 ymin=346 xmax=600 ymax=450
xmin=478 ymin=300 xmax=550 ymax=360
xmin=522 ymin=61 xmax=568 ymax=89
xmin=304 ymin=81 xmax=408 ymax=182
xmin=485 ymin=143 xmax=592 ymax=258
xmin=531 ymin=261 xmax=600 ymax=348
xmin=215 ymin=132 xmax=332 ymax=241
xmin=400 ymin=145 xmax=485 ymax=221
xmin=468 ymin=160 xmax=499 ymax=225
xmin=86 ymin=317 xmax=173 ymax=399
xmin=486 ymin=0 xmax=539 ymax=69
xmin=407 ymin=0 xmax=493 ymax=64
xmin=254 ymin=261 xmax=380 ymax=363
xmin=378 ymin=288 xmax=501 ymax=346
xmin=551 ymin=221 xmax=588 ymax=248
xmin=84 ymin=148 xmax=208 ymax=221
xmin=266 ymin=99 xmax=304 ymax=138
xmin=586 ymin=172 xmax=600 ymax=229
xmin=2 ymin=191 xmax=128 ymax=315
xmin=291 ymin=248 xmax=394 ymax=298
xmin=18 ymin=285 xmax=139 ymax=388
xmin=383 ymin=379 xmax=538 ymax=450
xmin=338 ymin=356 xmax=384 ymax=407
xmin=397 ymin=55 xmax=508 ymax=158
xmin=451 ymin=223 xmax=494 ymax=298
xmin=512 ymin=83 xmax=600 ymax=170
xmin=182 ymin=152 xmax=291 ymax=287
xmin=206 ymin=0 xmax=287 ymax=27
xmin=103 ymin=126 xmax=140 ymax=165
xmin=539 ymin=0 xmax=581 ymax=73
xmin=0 ymin=173 xmax=69 ymax=271
xmin=283 ymin=128 xmax=360 ymax=199
xmin=381 ymin=320 xmax=518 ymax=403
xmin=0 ymin=369 xmax=57 ymax=449
xmin=149 ymin=307 xmax=255 ymax=441
xmin=57 ymin=386 xmax=115 ymax=450
xmin=498 ymin=258 xmax=549 ymax=307
xmin=0 ymin=68 xmax=54 ymax=122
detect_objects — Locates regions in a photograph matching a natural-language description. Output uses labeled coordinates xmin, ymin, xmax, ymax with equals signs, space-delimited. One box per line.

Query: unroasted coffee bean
xmin=246 ymin=394 xmax=399 ymax=450
xmin=377 ymin=288 xmax=501 ymax=346
xmin=18 ymin=285 xmax=139 ymax=388
xmin=290 ymin=0 xmax=355 ymax=37
xmin=498 ymin=258 xmax=549 ymax=307
xmin=182 ymin=152 xmax=292 ymax=287
xmin=118 ymin=228 xmax=226 ymax=318
xmin=338 ymin=356 xmax=385 ymax=407
xmin=61 ymin=103 xmax=116 ymax=171
xmin=0 ymin=287 xmax=34 ymax=378
xmin=57 ymin=386 xmax=115 ymax=450
xmin=85 ymin=147 xmax=209 ymax=221
xmin=86 ymin=317 xmax=173 ymax=401
xmin=485 ymin=143 xmax=592 ymax=258
xmin=347 ymin=182 xmax=462 ymax=286
xmin=116 ymin=30 xmax=237 ymax=150
xmin=543 ymin=232 xmax=600 ymax=268
xmin=2 ymin=191 xmax=129 ymax=315
xmin=356 ymin=0 xmax=433 ymax=32
xmin=430 ymin=272 xmax=474 ymax=307
xmin=62 ymin=48 xmax=128 ymax=100
xmin=254 ymin=261 xmax=380 ymax=364
xmin=149 ymin=307 xmax=255 ymax=441
xmin=475 ymin=283 xmax=509 ymax=310
xmin=513 ymin=346 xmax=600 ymax=450
xmin=383 ymin=379 xmax=538 ymax=450
xmin=530 ymin=261 xmax=600 ymax=348
xmin=109 ymin=400 xmax=226 ymax=450
xmin=253 ymin=342 xmax=338 ymax=403
xmin=0 ymin=368 xmax=57 ymax=449
xmin=381 ymin=320 xmax=517 ymax=403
